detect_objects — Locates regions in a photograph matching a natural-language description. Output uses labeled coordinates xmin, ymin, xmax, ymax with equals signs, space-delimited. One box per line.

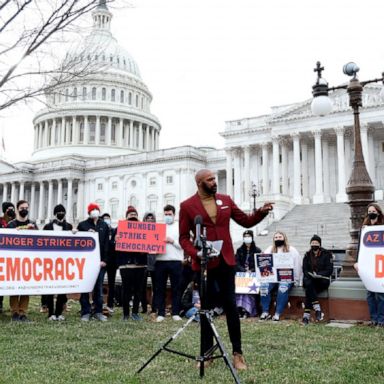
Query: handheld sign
xmin=116 ymin=220 xmax=166 ymax=254
xmin=255 ymin=253 xmax=295 ymax=283
xmin=357 ymin=225 xmax=384 ymax=293
xmin=235 ymin=272 xmax=260 ymax=294
xmin=0 ymin=229 xmax=100 ymax=296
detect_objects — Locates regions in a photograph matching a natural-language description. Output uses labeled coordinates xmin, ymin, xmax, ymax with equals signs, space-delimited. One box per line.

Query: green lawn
xmin=0 ymin=298 xmax=383 ymax=384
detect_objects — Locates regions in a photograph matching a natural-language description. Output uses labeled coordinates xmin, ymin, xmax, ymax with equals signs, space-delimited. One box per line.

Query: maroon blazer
xmin=179 ymin=193 xmax=268 ymax=271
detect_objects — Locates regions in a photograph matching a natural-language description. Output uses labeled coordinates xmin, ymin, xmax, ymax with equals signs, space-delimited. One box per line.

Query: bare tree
xmin=0 ymin=0 xmax=117 ymax=112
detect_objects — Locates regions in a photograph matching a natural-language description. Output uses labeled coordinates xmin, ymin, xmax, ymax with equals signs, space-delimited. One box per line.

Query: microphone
xmin=194 ymin=215 xmax=203 ymax=249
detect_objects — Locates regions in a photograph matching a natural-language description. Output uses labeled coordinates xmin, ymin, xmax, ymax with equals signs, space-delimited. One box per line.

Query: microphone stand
xmin=137 ymin=227 xmax=241 ymax=384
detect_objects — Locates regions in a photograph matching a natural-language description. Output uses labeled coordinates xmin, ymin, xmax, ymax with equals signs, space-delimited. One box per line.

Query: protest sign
xmin=0 ymin=229 xmax=100 ymax=295
xmin=357 ymin=225 xmax=384 ymax=292
xmin=255 ymin=253 xmax=295 ymax=283
xmin=116 ymin=220 xmax=166 ymax=254
xmin=235 ymin=272 xmax=260 ymax=294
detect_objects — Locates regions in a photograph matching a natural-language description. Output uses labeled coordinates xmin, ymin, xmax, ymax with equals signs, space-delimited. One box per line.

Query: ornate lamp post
xmin=311 ymin=61 xmax=383 ymax=277
xmin=249 ymin=182 xmax=260 ymax=214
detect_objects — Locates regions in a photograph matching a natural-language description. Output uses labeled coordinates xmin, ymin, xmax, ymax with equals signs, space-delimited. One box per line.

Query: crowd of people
xmin=0 ymin=168 xmax=382 ymax=371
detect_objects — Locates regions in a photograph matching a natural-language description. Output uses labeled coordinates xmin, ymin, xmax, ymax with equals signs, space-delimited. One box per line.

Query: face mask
xmin=90 ymin=210 xmax=99 ymax=219
xmin=56 ymin=213 xmax=65 ymax=221
xmin=6 ymin=210 xmax=15 ymax=219
xmin=243 ymin=237 xmax=252 ymax=244
xmin=311 ymin=245 xmax=320 ymax=252
xmin=274 ymin=240 xmax=285 ymax=248
xmin=164 ymin=215 xmax=174 ymax=225
xmin=104 ymin=219 xmax=111 ymax=226
xmin=368 ymin=212 xmax=378 ymax=220
xmin=19 ymin=209 xmax=29 ymax=218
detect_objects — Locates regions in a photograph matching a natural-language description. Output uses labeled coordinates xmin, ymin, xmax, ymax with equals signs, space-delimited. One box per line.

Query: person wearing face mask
xmin=154 ymin=205 xmax=184 ymax=323
xmin=260 ymin=231 xmax=302 ymax=322
xmin=77 ymin=203 xmax=109 ymax=322
xmin=42 ymin=204 xmax=73 ymax=321
xmin=7 ymin=200 xmax=38 ymax=322
xmin=235 ymin=230 xmax=262 ymax=319
xmin=302 ymin=235 xmax=333 ymax=325
xmin=355 ymin=203 xmax=384 ymax=327
xmin=116 ymin=206 xmax=148 ymax=321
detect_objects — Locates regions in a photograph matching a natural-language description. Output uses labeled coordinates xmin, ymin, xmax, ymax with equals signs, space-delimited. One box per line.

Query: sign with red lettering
xmin=0 ymin=229 xmax=100 ymax=295
xmin=358 ymin=225 xmax=384 ymax=292
xmin=116 ymin=220 xmax=166 ymax=254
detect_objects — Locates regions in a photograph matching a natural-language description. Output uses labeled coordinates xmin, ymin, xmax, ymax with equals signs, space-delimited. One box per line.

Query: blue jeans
xmin=367 ymin=290 xmax=384 ymax=324
xmin=185 ymin=306 xmax=200 ymax=321
xmin=80 ymin=267 xmax=105 ymax=316
xmin=260 ymin=282 xmax=293 ymax=315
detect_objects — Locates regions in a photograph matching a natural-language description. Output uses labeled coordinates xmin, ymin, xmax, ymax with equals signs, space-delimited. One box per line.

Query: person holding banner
xmin=355 ymin=203 xmax=384 ymax=327
xmin=78 ymin=203 xmax=109 ymax=322
xmin=7 ymin=200 xmax=38 ymax=322
xmin=259 ymin=231 xmax=302 ymax=321
xmin=302 ymin=235 xmax=333 ymax=325
xmin=235 ymin=230 xmax=261 ymax=319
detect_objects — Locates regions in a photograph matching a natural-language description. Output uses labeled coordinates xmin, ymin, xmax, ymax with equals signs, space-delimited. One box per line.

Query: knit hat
xmin=87 ymin=203 xmax=100 ymax=214
xmin=143 ymin=211 xmax=156 ymax=222
xmin=126 ymin=205 xmax=137 ymax=216
xmin=243 ymin=230 xmax=254 ymax=238
xmin=310 ymin=234 xmax=321 ymax=245
xmin=53 ymin=204 xmax=66 ymax=215
xmin=2 ymin=202 xmax=15 ymax=213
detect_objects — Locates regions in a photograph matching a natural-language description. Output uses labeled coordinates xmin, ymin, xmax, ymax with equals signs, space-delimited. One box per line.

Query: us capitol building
xmin=1 ymin=1 xmax=384 ymax=234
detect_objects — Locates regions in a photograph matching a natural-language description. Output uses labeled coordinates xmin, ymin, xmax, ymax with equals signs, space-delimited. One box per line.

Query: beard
xmin=202 ymin=181 xmax=217 ymax=195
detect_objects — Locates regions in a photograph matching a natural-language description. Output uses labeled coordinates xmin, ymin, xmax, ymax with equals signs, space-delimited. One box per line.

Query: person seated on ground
xmin=260 ymin=231 xmax=302 ymax=321
xmin=235 ymin=230 xmax=261 ymax=319
xmin=180 ymin=279 xmax=201 ymax=322
xmin=302 ymin=234 xmax=333 ymax=325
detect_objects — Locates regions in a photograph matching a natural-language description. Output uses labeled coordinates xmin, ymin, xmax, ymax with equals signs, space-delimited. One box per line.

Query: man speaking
xmin=179 ymin=169 xmax=273 ymax=370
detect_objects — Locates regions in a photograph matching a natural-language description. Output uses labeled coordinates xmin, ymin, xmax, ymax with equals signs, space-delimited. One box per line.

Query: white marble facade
xmin=1 ymin=2 xmax=384 ymax=229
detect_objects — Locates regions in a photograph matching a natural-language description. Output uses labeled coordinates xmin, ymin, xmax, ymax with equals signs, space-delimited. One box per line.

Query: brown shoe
xmin=195 ymin=358 xmax=214 ymax=369
xmin=233 ymin=352 xmax=247 ymax=370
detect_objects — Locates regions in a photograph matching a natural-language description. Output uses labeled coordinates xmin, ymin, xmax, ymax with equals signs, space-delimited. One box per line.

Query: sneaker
xmin=18 ymin=315 xmax=32 ymax=323
xmin=315 ymin=311 xmax=324 ymax=322
xmin=172 ymin=315 xmax=182 ymax=321
xmin=94 ymin=313 xmax=108 ymax=322
xmin=81 ymin=314 xmax=91 ymax=322
xmin=56 ymin=315 xmax=65 ymax=321
xmin=131 ymin=313 xmax=143 ymax=321
xmin=213 ymin=307 xmax=224 ymax=316
xmin=302 ymin=317 xmax=309 ymax=325
xmin=260 ymin=312 xmax=271 ymax=320
xmin=272 ymin=314 xmax=280 ymax=321
xmin=48 ymin=315 xmax=57 ymax=321
xmin=233 ymin=352 xmax=247 ymax=371
xmin=11 ymin=313 xmax=20 ymax=322
xmin=156 ymin=315 xmax=165 ymax=323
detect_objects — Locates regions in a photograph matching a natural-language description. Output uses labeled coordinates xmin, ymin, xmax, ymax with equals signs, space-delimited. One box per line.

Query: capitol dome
xmin=32 ymin=0 xmax=161 ymax=160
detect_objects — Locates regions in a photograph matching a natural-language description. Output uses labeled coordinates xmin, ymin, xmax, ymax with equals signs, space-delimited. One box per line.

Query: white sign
xmin=0 ymin=229 xmax=100 ymax=295
xmin=255 ymin=253 xmax=295 ymax=283
xmin=235 ymin=272 xmax=260 ymax=294
xmin=357 ymin=225 xmax=384 ymax=293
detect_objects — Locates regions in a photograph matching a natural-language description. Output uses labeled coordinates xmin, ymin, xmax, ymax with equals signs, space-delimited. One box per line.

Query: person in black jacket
xmin=42 ymin=204 xmax=73 ymax=321
xmin=77 ymin=203 xmax=109 ymax=322
xmin=302 ymin=234 xmax=333 ymax=324
xmin=235 ymin=230 xmax=261 ymax=318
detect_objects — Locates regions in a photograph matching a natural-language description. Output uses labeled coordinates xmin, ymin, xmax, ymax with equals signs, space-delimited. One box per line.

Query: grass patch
xmin=0 ymin=298 xmax=383 ymax=384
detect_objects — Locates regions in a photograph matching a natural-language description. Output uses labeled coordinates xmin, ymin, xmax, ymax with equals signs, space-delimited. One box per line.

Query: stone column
xmin=47 ymin=180 xmax=53 ymax=222
xmin=138 ymin=122 xmax=143 ymax=149
xmin=151 ymin=127 xmax=155 ymax=151
xmin=261 ymin=143 xmax=269 ymax=195
xmin=291 ymin=132 xmax=302 ymax=204
xmin=106 ymin=116 xmax=112 ymax=146
xmin=10 ymin=182 xmax=16 ymax=203
xmin=244 ymin=145 xmax=251 ymax=206
xmin=33 ymin=126 xmax=38 ymax=150
xmin=60 ymin=117 xmax=65 ymax=145
xmin=145 ymin=125 xmax=150 ymax=151
xmin=30 ymin=183 xmax=36 ymax=219
xmin=67 ymin=178 xmax=73 ymax=222
xmin=368 ymin=129 xmax=375 ymax=184
xmin=313 ymin=130 xmax=324 ymax=203
xmin=38 ymin=181 xmax=44 ymax=222
xmin=118 ymin=118 xmax=124 ymax=147
xmin=335 ymin=126 xmax=347 ymax=202
xmin=72 ymin=116 xmax=78 ymax=145
xmin=19 ymin=181 xmax=25 ymax=200
xmin=233 ymin=149 xmax=242 ymax=204
xmin=2 ymin=183 xmax=8 ymax=204
xmin=50 ymin=119 xmax=56 ymax=146
xmin=281 ymin=139 xmax=288 ymax=195
xmin=57 ymin=179 xmax=63 ymax=204
xmin=301 ymin=140 xmax=309 ymax=200
xmin=360 ymin=123 xmax=369 ymax=171
xmin=129 ymin=120 xmax=134 ymax=148
xmin=225 ymin=148 xmax=233 ymax=197
xmin=77 ymin=179 xmax=84 ymax=221
xmin=272 ymin=137 xmax=280 ymax=195
xmin=322 ymin=138 xmax=330 ymax=202
xmin=156 ymin=130 xmax=159 ymax=150
xmin=44 ymin=121 xmax=49 ymax=147
xmin=83 ymin=116 xmax=89 ymax=145
xmin=95 ymin=115 xmax=100 ymax=145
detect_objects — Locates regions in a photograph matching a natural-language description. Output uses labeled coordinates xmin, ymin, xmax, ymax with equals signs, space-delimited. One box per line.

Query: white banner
xmin=0 ymin=229 xmax=100 ymax=295
xmin=357 ymin=225 xmax=384 ymax=293
xmin=235 ymin=272 xmax=260 ymax=294
xmin=255 ymin=253 xmax=295 ymax=283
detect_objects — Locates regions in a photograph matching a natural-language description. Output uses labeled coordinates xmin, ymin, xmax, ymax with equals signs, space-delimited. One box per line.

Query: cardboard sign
xmin=357 ymin=225 xmax=384 ymax=292
xmin=115 ymin=220 xmax=166 ymax=254
xmin=0 ymin=229 xmax=100 ymax=295
xmin=235 ymin=272 xmax=260 ymax=294
xmin=255 ymin=253 xmax=295 ymax=283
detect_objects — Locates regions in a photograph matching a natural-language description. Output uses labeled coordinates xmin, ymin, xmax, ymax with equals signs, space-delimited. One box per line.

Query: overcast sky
xmin=2 ymin=0 xmax=384 ymax=162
